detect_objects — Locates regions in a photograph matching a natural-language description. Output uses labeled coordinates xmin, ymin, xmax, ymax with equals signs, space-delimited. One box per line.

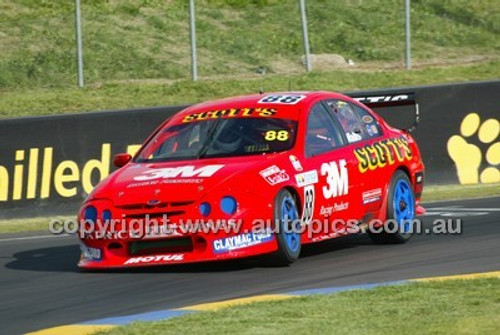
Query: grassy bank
xmin=1 ymin=0 xmax=499 ymax=90
xmin=99 ymin=278 xmax=500 ymax=335
xmin=1 ymin=60 xmax=499 ymax=118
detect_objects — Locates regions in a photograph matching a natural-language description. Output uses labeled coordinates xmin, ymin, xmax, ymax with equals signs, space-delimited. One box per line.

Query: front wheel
xmin=369 ymin=170 xmax=415 ymax=244
xmin=269 ymin=189 xmax=302 ymax=266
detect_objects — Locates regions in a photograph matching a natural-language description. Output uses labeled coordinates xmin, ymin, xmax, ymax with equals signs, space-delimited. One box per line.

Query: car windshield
xmin=135 ymin=117 xmax=298 ymax=162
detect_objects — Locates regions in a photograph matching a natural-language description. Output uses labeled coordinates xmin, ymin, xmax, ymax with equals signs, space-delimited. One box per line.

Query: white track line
xmin=426 ymin=207 xmax=500 ymax=211
xmin=0 ymin=234 xmax=71 ymax=242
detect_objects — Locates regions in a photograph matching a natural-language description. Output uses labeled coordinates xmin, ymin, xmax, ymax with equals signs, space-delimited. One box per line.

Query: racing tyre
xmin=369 ymin=170 xmax=415 ymax=244
xmin=268 ymin=189 xmax=302 ymax=266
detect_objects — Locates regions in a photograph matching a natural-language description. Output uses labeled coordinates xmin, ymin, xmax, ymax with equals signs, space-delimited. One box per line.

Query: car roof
xmin=170 ymin=91 xmax=350 ymax=123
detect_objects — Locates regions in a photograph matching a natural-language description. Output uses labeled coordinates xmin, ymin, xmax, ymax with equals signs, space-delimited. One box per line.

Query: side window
xmin=327 ymin=100 xmax=366 ymax=143
xmin=327 ymin=100 xmax=382 ymax=143
xmin=350 ymin=103 xmax=383 ymax=138
xmin=305 ymin=103 xmax=344 ymax=157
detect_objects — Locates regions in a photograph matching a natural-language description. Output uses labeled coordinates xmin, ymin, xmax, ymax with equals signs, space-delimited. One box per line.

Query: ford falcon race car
xmin=78 ymin=91 xmax=425 ymax=268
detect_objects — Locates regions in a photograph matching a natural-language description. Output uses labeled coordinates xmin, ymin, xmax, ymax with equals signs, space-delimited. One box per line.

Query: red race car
xmin=77 ymin=91 xmax=425 ymax=268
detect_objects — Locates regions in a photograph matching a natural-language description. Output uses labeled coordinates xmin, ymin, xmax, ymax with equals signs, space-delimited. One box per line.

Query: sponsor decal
xmin=321 ymin=159 xmax=349 ymax=199
xmin=362 ymin=188 xmax=382 ymax=204
xmin=416 ymin=172 xmax=424 ymax=184
xmin=289 ymin=155 xmax=303 ymax=171
xmin=319 ymin=202 xmax=349 ymax=216
xmin=258 ymin=94 xmax=306 ymax=105
xmin=124 ymin=254 xmax=184 ymax=265
xmin=182 ymin=108 xmax=277 ymax=123
xmin=354 ymin=136 xmax=412 ymax=173
xmin=213 ymin=232 xmax=274 ymax=253
xmin=301 ymin=185 xmax=315 ymax=225
xmin=259 ymin=165 xmax=289 ymax=185
xmin=362 ymin=115 xmax=374 ymax=123
xmin=295 ymin=170 xmax=318 ymax=187
xmin=371 ymin=124 xmax=378 ymax=135
xmin=79 ymin=243 xmax=101 ymax=261
xmin=346 ymin=132 xmax=363 ymax=143
xmin=354 ymin=94 xmax=412 ymax=104
xmin=134 ymin=165 xmax=224 ymax=181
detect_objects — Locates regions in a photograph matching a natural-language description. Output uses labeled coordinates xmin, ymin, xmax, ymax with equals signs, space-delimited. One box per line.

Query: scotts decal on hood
xmin=182 ymin=108 xmax=277 ymax=123
xmin=133 ymin=165 xmax=225 ymax=181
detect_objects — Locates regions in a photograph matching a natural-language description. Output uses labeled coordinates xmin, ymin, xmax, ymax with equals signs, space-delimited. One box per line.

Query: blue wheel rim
xmin=393 ymin=179 xmax=415 ymax=233
xmin=281 ymin=196 xmax=300 ymax=253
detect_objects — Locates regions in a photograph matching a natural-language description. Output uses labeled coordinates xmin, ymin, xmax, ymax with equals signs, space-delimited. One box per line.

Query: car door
xmin=325 ymin=99 xmax=386 ymax=213
xmin=299 ymin=102 xmax=365 ymax=240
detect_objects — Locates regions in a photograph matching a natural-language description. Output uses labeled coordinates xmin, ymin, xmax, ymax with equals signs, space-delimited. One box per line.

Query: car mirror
xmin=113 ymin=153 xmax=132 ymax=168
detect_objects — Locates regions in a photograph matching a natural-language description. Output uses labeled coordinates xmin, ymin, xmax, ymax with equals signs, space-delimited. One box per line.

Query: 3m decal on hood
xmin=133 ymin=165 xmax=224 ymax=181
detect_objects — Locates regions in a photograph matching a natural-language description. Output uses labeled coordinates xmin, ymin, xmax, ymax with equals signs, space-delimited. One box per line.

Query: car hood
xmin=88 ymin=154 xmax=287 ymax=206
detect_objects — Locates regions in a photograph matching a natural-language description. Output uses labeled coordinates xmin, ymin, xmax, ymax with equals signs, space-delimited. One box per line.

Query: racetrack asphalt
xmin=1 ymin=196 xmax=499 ymax=334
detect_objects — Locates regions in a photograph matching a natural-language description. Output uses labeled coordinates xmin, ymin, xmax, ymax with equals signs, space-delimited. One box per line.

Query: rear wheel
xmin=269 ymin=189 xmax=302 ymax=265
xmin=369 ymin=170 xmax=415 ymax=244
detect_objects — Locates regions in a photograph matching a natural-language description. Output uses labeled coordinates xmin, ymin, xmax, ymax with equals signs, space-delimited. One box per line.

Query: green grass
xmin=99 ymin=278 xmax=500 ymax=335
xmin=1 ymin=1 xmax=499 ymax=97
xmin=1 ymin=60 xmax=499 ymax=118
xmin=0 ymin=216 xmax=73 ymax=234
xmin=422 ymin=182 xmax=500 ymax=202
xmin=1 ymin=183 xmax=498 ymax=234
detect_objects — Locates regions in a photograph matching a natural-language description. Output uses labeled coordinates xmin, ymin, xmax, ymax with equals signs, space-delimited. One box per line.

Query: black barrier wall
xmin=0 ymin=81 xmax=498 ymax=217
xmin=0 ymin=106 xmax=187 ymax=217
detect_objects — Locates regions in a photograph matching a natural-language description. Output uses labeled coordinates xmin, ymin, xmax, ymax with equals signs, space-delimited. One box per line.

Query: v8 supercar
xmin=78 ymin=91 xmax=425 ymax=268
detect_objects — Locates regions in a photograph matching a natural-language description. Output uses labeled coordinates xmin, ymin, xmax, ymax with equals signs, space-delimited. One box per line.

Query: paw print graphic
xmin=447 ymin=113 xmax=500 ymax=184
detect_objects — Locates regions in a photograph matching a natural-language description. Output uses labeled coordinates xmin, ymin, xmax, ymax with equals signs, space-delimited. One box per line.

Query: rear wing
xmin=347 ymin=93 xmax=420 ymax=133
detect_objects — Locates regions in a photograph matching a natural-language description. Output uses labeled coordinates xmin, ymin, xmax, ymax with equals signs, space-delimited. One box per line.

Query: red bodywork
xmin=78 ymin=91 xmax=425 ymax=268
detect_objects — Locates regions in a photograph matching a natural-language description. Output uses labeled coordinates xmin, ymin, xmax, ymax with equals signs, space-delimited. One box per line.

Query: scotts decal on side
xmin=321 ymin=159 xmax=349 ymax=199
xmin=259 ymin=165 xmax=289 ymax=185
xmin=182 ymin=108 xmax=277 ymax=123
xmin=354 ymin=136 xmax=412 ymax=173
xmin=124 ymin=254 xmax=184 ymax=264
xmin=134 ymin=165 xmax=224 ymax=181
xmin=258 ymin=94 xmax=306 ymax=105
